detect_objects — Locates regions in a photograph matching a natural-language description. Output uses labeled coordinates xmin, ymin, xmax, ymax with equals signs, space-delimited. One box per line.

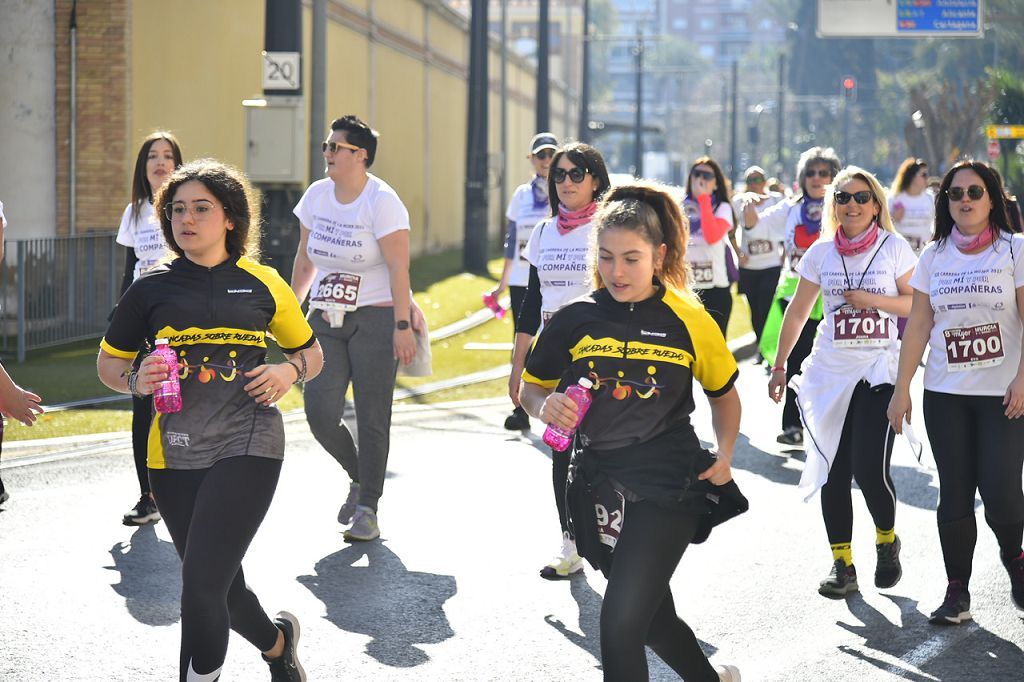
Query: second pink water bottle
xmin=542 ymin=377 xmax=594 ymax=451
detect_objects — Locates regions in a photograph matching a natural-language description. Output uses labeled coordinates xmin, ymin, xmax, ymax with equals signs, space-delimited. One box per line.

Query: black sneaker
xmin=818 ymin=559 xmax=859 ymax=599
xmin=122 ymin=494 xmax=161 ymax=526
xmin=1001 ymin=551 xmax=1024 ymax=615
xmin=265 ymin=611 xmax=306 ymax=681
xmin=776 ymin=427 xmax=804 ymax=447
xmin=929 ymin=581 xmax=972 ymax=625
xmin=875 ymin=536 xmax=903 ymax=588
xmin=503 ymin=406 xmax=530 ymax=431
xmin=0 ymin=490 xmax=8 ymax=506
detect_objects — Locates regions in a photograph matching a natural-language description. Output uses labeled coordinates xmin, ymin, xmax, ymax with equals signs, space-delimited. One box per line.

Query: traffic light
xmin=841 ymin=76 xmax=857 ymax=103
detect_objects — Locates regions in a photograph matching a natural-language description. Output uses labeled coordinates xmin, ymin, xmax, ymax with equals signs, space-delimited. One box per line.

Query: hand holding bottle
xmin=542 ymin=378 xmax=594 ymax=450
xmin=482 ymin=292 xmax=507 ymax=320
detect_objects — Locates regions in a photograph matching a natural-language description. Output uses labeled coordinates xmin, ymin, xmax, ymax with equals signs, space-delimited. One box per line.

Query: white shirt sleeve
xmin=292 ymin=183 xmax=317 ymax=228
xmin=524 ymin=218 xmax=547 ymax=267
xmin=795 ymin=240 xmax=826 ymax=285
xmin=116 ymin=204 xmax=136 ymax=248
xmin=1013 ymin=235 xmax=1024 ymax=288
xmin=715 ymin=201 xmax=736 ymax=228
xmin=758 ymin=200 xmax=791 ymax=241
xmin=371 ymin=189 xmax=411 ymax=240
xmin=909 ymin=243 xmax=934 ymax=293
xmin=893 ymin=235 xmax=919 ymax=279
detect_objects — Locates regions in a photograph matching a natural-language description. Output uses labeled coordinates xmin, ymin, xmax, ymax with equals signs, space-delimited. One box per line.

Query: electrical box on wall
xmin=243 ymin=96 xmax=305 ymax=185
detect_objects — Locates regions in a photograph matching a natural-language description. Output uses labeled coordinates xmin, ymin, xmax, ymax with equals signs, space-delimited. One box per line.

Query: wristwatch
xmin=396 ymin=320 xmax=410 ymax=330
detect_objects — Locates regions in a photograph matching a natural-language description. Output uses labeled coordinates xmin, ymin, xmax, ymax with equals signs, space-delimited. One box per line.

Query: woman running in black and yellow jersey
xmin=520 ymin=181 xmax=744 ymax=681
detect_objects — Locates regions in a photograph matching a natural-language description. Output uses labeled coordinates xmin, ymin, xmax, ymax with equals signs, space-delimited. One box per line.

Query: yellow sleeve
xmin=238 ymin=257 xmax=316 ymax=353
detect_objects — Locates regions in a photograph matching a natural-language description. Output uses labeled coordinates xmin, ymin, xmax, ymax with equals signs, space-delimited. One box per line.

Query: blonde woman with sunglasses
xmin=888 ymin=160 xmax=1024 ymax=625
xmin=769 ymin=166 xmax=916 ymax=599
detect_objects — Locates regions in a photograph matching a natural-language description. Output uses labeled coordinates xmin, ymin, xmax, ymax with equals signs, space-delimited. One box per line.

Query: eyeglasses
xmin=552 ymin=166 xmax=590 ymax=184
xmin=946 ymin=185 xmax=986 ymax=202
xmin=692 ymin=169 xmax=715 ymax=181
xmin=834 ymin=190 xmax=873 ymax=205
xmin=533 ymin=149 xmax=554 ymax=160
xmin=805 ymin=168 xmax=833 ymax=179
xmin=746 ymin=175 xmax=765 ymax=184
xmin=164 ymin=200 xmax=220 ymax=221
xmin=321 ymin=140 xmax=361 ymax=154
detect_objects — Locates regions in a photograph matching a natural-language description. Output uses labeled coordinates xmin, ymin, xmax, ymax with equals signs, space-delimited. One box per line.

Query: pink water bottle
xmin=151 ymin=338 xmax=182 ymax=414
xmin=482 ymin=292 xmax=507 ymax=320
xmin=543 ymin=377 xmax=594 ymax=451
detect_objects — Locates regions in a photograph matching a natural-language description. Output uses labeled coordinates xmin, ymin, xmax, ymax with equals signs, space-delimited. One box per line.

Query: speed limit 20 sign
xmin=262 ymin=51 xmax=300 ymax=91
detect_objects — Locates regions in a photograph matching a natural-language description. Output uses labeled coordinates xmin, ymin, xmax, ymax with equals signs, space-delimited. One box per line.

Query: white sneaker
xmin=539 ymin=531 xmax=584 ymax=580
xmin=716 ymin=664 xmax=742 ymax=681
xmin=344 ymin=505 xmax=380 ymax=542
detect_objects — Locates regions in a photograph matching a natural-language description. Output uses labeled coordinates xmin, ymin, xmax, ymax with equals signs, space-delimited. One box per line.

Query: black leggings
xmin=150 ymin=456 xmax=282 ymax=681
xmin=923 ymin=390 xmax=1024 ymax=582
xmin=780 ymin=302 xmax=817 ymax=431
xmin=131 ymin=394 xmax=153 ymax=495
xmin=738 ymin=266 xmax=781 ymax=345
xmin=600 ymin=501 xmax=716 ymax=681
xmin=553 ymin=446 xmax=570 ymax=534
xmin=698 ymin=286 xmax=732 ymax=338
xmin=819 ymin=382 xmax=897 ymax=546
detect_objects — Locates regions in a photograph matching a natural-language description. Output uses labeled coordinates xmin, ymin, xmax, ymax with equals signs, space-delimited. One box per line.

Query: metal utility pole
xmin=309 ymin=0 xmax=326 ymax=185
xmin=464 ymin=0 xmax=489 ymax=273
xmin=633 ymin=29 xmax=644 ymax=177
xmin=578 ymin=0 xmax=591 ymax=143
xmin=776 ymin=54 xmax=785 ymax=179
xmin=729 ymin=60 xmax=738 ymax=183
xmin=500 ymin=0 xmax=508 ymax=231
xmin=537 ymin=0 xmax=550 ymax=132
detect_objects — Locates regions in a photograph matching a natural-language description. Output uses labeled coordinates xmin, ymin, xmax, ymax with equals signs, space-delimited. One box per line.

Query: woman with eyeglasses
xmin=887 ymin=160 xmax=1024 ymax=625
xmin=888 ymin=158 xmax=934 ymax=255
xmin=98 ymin=159 xmax=324 ymax=681
xmin=769 ymin=166 xmax=915 ymax=599
xmin=682 ymin=157 xmax=739 ymax=337
xmin=291 ymin=115 xmax=426 ymax=542
xmin=510 ymin=142 xmax=611 ymax=580
xmin=743 ymin=146 xmax=842 ymax=447
xmin=115 ymin=131 xmax=183 ymax=527
xmin=487 ymin=133 xmax=558 ymax=432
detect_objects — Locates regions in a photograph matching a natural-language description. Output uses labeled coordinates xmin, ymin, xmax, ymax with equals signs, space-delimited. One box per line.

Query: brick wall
xmin=55 ymin=0 xmax=130 ymax=235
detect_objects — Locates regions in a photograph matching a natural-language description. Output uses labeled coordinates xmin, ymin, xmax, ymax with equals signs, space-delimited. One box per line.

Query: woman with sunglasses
xmin=683 ymin=157 xmax=739 ymax=336
xmin=770 ymin=166 xmax=915 ymax=598
xmin=291 ymin=115 xmax=426 ymax=541
xmin=99 ymin=159 xmax=324 ymax=681
xmin=888 ymin=160 xmax=1024 ymax=625
xmin=888 ymin=158 xmax=934 ymax=255
xmin=743 ymin=146 xmax=841 ymax=447
xmin=115 ymin=131 xmax=183 ymax=527
xmin=510 ymin=142 xmax=611 ymax=580
xmin=487 ymin=133 xmax=558 ymax=432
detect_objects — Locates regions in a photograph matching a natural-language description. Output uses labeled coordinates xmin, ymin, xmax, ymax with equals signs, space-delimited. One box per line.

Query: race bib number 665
xmin=310 ymin=272 xmax=361 ymax=311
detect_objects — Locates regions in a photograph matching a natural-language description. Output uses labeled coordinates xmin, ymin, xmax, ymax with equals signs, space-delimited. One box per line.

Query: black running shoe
xmin=928 ymin=581 xmax=972 ymax=625
xmin=265 ymin=611 xmax=306 ymax=682
xmin=776 ymin=427 xmax=803 ymax=447
xmin=875 ymin=536 xmax=903 ymax=588
xmin=122 ymin=494 xmax=161 ymax=526
xmin=503 ymin=406 xmax=530 ymax=431
xmin=818 ymin=559 xmax=858 ymax=599
xmin=0 ymin=490 xmax=8 ymax=506
xmin=1001 ymin=551 xmax=1024 ymax=615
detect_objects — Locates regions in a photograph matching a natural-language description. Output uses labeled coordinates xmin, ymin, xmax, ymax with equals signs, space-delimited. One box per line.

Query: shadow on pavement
xmin=545 ymin=575 xmax=603 ymax=665
xmin=298 ymin=541 xmax=456 ymax=667
xmin=729 ymin=433 xmax=802 ymax=487
xmin=105 ymin=524 xmax=181 ymax=626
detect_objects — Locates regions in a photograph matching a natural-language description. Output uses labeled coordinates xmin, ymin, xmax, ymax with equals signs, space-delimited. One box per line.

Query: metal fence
xmin=0 ymin=231 xmax=121 ymax=361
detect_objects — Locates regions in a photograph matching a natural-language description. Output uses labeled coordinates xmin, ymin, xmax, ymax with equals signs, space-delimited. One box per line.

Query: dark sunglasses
xmin=834 ymin=190 xmax=873 ymax=205
xmin=321 ymin=140 xmax=360 ymax=154
xmin=746 ymin=175 xmax=765 ymax=184
xmin=946 ymin=185 xmax=986 ymax=202
xmin=553 ymin=166 xmax=589 ymax=184
xmin=533 ymin=149 xmax=555 ymax=160
xmin=692 ymin=169 xmax=715 ymax=181
xmin=805 ymin=168 xmax=833 ymax=179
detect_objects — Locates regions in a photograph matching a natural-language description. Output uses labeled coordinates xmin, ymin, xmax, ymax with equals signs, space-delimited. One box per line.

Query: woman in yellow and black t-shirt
xmin=520 ymin=182 xmax=743 ymax=682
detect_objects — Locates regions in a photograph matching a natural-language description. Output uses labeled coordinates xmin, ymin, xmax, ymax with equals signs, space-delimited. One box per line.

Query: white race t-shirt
xmin=797 ymin=232 xmax=917 ymax=357
xmin=0 ymin=200 xmax=6 ymax=229
xmin=683 ymin=200 xmax=735 ymax=289
xmin=760 ymin=198 xmax=824 ymax=275
xmin=889 ymin=191 xmax=935 ymax=254
xmin=911 ymin=234 xmax=1024 ymax=396
xmin=524 ymin=216 xmax=593 ymax=329
xmin=116 ymin=201 xmax=175 ymax=281
xmin=293 ymin=174 xmax=410 ymax=307
xmin=506 ymin=181 xmax=551 ymax=287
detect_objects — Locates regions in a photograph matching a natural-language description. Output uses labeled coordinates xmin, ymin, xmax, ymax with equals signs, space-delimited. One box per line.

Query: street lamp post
xmin=633 ymin=29 xmax=644 ymax=177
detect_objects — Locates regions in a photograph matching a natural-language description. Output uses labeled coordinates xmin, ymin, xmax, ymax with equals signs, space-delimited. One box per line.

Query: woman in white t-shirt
xmin=888 ymin=157 xmax=935 ymax=255
xmin=487 ymin=133 xmax=557 ymax=432
xmin=682 ymin=156 xmax=737 ymax=336
xmin=770 ymin=167 xmax=915 ymax=600
xmin=115 ymin=131 xmax=182 ymax=527
xmin=291 ymin=116 xmax=424 ymax=542
xmin=509 ymin=142 xmax=611 ymax=581
xmin=888 ymin=160 xmax=1024 ymax=626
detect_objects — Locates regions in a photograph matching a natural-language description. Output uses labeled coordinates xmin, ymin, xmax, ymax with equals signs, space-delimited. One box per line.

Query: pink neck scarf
xmin=834 ymin=221 xmax=880 ymax=257
xmin=557 ymin=201 xmax=597 ymax=236
xmin=950 ymin=224 xmax=995 ymax=253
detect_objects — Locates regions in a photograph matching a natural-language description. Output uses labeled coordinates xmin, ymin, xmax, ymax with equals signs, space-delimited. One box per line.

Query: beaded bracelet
xmin=287 ymin=353 xmax=308 ymax=384
xmin=126 ymin=369 xmax=144 ymax=397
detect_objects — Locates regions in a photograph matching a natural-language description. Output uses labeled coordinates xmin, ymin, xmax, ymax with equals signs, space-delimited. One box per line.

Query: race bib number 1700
xmin=943 ymin=323 xmax=1004 ymax=372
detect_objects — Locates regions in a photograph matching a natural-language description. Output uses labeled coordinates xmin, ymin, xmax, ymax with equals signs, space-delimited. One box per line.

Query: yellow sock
xmin=876 ymin=527 xmax=896 ymax=545
xmin=831 ymin=543 xmax=853 ymax=566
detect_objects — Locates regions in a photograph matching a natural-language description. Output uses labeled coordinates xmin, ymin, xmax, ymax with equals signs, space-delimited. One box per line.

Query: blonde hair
xmin=821 ymin=165 xmax=895 ymax=240
xmin=590 ymin=180 xmax=693 ymax=293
